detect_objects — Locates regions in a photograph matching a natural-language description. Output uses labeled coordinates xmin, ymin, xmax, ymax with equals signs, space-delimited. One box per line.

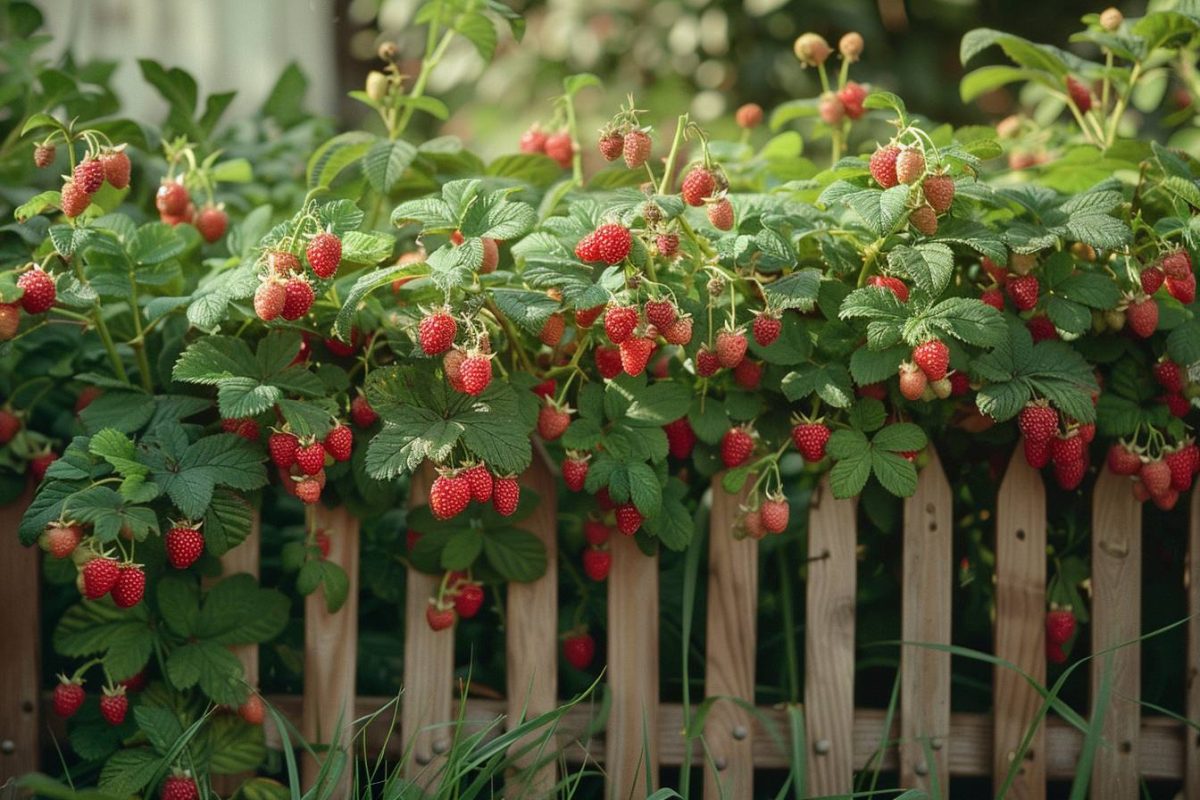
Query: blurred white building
xmin=34 ymin=0 xmax=339 ymax=120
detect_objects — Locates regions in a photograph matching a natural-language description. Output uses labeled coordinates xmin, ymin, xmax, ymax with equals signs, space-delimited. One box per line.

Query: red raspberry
xmin=1066 ymin=76 xmax=1092 ymax=113
xmin=54 ymin=677 xmax=86 ymax=718
xmin=663 ymin=315 xmax=693 ymax=345
xmin=645 ymin=299 xmax=678 ymax=329
xmin=1125 ymin=295 xmax=1159 ymax=338
xmin=1141 ymin=266 xmax=1165 ymax=295
xmin=899 ymin=362 xmax=927 ymax=401
xmin=742 ymin=509 xmax=766 ymax=540
xmin=269 ymin=431 xmax=299 ymax=467
xmin=622 ymin=129 xmax=651 ymax=169
xmin=615 ymin=503 xmax=643 ymax=535
xmin=720 ymin=426 xmax=755 ymax=468
xmin=1027 ymin=316 xmax=1058 ymax=342
xmin=1141 ymin=459 xmax=1171 ymax=496
xmin=736 ymin=103 xmax=764 ymax=129
xmin=1154 ymin=360 xmax=1185 ymax=393
xmin=867 ymin=275 xmax=910 ymax=302
xmin=295 ymin=442 xmax=327 ymax=476
xmin=454 ymin=583 xmax=485 ymax=618
xmin=537 ymin=401 xmax=571 ymax=440
xmin=792 ymin=422 xmax=831 ymax=461
xmin=73 ymin=158 xmax=105 ymax=194
xmin=869 ymin=144 xmax=900 ymax=188
xmin=760 ymin=494 xmax=790 ymax=533
xmin=1018 ymin=402 xmax=1059 ymax=444
xmin=268 ymin=250 xmax=300 ymax=274
xmin=563 ymin=632 xmax=596 ymax=669
xmin=100 ymin=149 xmax=131 ymax=189
xmin=492 ymin=476 xmax=520 ymax=516
xmin=584 ymin=521 xmax=611 ymax=546
xmin=664 ymin=417 xmax=696 ymax=459
xmin=240 ymin=695 xmax=265 ymax=725
xmin=418 ymin=310 xmax=457 ymax=355
xmin=426 ymin=602 xmax=456 ymax=631
xmin=459 ymin=352 xmax=493 ymax=396
xmin=604 ymin=304 xmax=639 ymax=344
xmin=17 ymin=268 xmax=56 ymax=314
xmin=1106 ymin=442 xmax=1142 ymax=476
xmin=1153 ymin=488 xmax=1180 ymax=510
xmin=1164 ymin=392 xmax=1192 ymax=418
xmin=306 ymin=232 xmax=342 ymax=279
xmin=519 ymin=126 xmax=548 ymax=154
xmin=582 ymin=548 xmax=611 ymax=581
xmin=909 ymin=205 xmax=938 ymax=236
xmin=595 ymin=345 xmax=623 ymax=379
xmin=544 ymin=131 xmax=574 ymax=168
xmin=40 ymin=522 xmax=83 ymax=559
xmin=562 ymin=453 xmax=590 ymax=492
xmin=574 ymin=232 xmax=600 ymax=262
xmin=655 ymin=233 xmax=680 ymax=258
xmin=479 ymin=238 xmax=500 ymax=273
xmin=430 ymin=472 xmax=471 ymax=520
xmin=1050 ymin=433 xmax=1084 ymax=467
xmin=59 ymin=180 xmax=91 ymax=218
xmin=463 ymin=462 xmax=494 ymax=503
xmin=575 ymin=304 xmax=604 ymax=328
xmin=912 ymin=339 xmax=950 ymax=381
xmin=30 ymin=452 xmax=57 ymax=482
xmin=1167 ymin=273 xmax=1196 ymax=304
xmin=281 ymin=276 xmax=314 ymax=320
xmin=1006 ymin=274 xmax=1040 ymax=311
xmin=922 ymin=174 xmax=955 ymax=214
xmin=593 ymin=224 xmax=633 ymax=264
xmin=752 ymin=312 xmax=782 ymax=346
xmin=111 ymin=563 xmax=145 ymax=608
xmin=195 ymin=205 xmax=228 ymax=243
xmin=619 ymin=336 xmax=654 ymax=376
xmin=532 ymin=378 xmax=555 ymax=399
xmin=325 ymin=327 xmax=362 ymax=357
xmin=837 ymin=81 xmax=867 ymax=119
xmin=894 ymin=148 xmax=926 ymax=185
xmin=161 ymin=775 xmax=198 ymax=800
xmin=734 ymin=359 xmax=762 ymax=389
xmin=818 ymin=92 xmax=845 ymax=124
xmin=323 ymin=424 xmax=353 ymax=462
xmin=1162 ymin=249 xmax=1192 ymax=280
xmin=949 ymin=371 xmax=970 ymax=396
xmin=1053 ymin=457 xmax=1087 ymax=490
xmin=681 ymin=167 xmax=716 ymax=207
xmin=156 ymin=181 xmax=189 ymax=216
xmin=980 ymin=289 xmax=1004 ymax=310
xmin=0 ymin=409 xmax=19 ymax=444
xmin=540 ymin=313 xmax=565 ymax=346
xmin=1046 ymin=609 xmax=1077 ymax=646
xmin=99 ymin=686 xmax=128 ymax=726
xmin=253 ymin=277 xmax=285 ymax=321
xmin=164 ymin=524 xmax=205 ymax=569
xmin=696 ymin=346 xmax=720 ymax=377
xmin=34 ymin=143 xmax=55 ymax=168
xmin=294 ymin=477 xmax=322 ymax=504
xmin=351 ymin=393 xmax=378 ymax=428
xmin=715 ymin=328 xmax=748 ymax=368
xmin=1166 ymin=447 xmax=1196 ymax=491
xmin=707 ymin=197 xmax=735 ymax=230
xmin=598 ymin=130 xmax=625 ymax=161
xmin=82 ymin=556 xmax=120 ymax=599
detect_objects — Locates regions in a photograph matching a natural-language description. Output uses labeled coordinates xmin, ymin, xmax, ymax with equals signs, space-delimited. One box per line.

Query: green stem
xmin=564 ymin=92 xmax=584 ymax=186
xmin=1105 ymin=61 xmax=1142 ymax=149
xmin=484 ymin=299 xmax=535 ymax=374
xmin=394 ymin=28 xmax=456 ymax=140
xmin=127 ymin=281 xmax=153 ymax=392
xmin=657 ymin=114 xmax=689 ymax=196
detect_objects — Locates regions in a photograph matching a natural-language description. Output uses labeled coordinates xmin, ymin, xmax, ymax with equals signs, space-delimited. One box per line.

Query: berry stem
xmin=657 ymin=114 xmax=690 ymax=196
xmin=394 ymin=28 xmax=457 ymax=140
xmin=563 ymin=91 xmax=584 ymax=186
xmin=1104 ymin=60 xmax=1142 ymax=149
xmin=483 ymin=298 xmax=536 ymax=374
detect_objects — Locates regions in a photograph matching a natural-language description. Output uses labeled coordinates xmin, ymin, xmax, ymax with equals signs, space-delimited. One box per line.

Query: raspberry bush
xmin=5 ymin=0 xmax=1200 ymax=795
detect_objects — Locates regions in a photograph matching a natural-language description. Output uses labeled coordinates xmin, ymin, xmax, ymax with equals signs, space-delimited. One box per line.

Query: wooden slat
xmin=1187 ymin=488 xmax=1200 ymax=797
xmin=900 ymin=448 xmax=952 ymax=790
xmin=0 ymin=490 xmax=37 ymax=782
xmin=992 ymin=449 xmax=1047 ymax=799
xmin=606 ymin=530 xmax=660 ymax=798
xmin=1090 ymin=469 xmax=1142 ymax=797
xmin=218 ymin=510 xmax=261 ymax=683
xmin=301 ymin=504 xmax=360 ymax=795
xmin=703 ymin=476 xmax=757 ymax=799
xmin=804 ymin=474 xmax=857 ymax=795
xmin=504 ymin=452 xmax=558 ymax=798
xmin=402 ymin=464 xmax=454 ymax=788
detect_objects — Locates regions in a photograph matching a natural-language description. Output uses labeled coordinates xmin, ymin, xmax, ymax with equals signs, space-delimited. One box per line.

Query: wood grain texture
xmin=703 ymin=475 xmax=758 ymax=800
xmin=804 ymin=475 xmax=857 ymax=795
xmin=301 ymin=504 xmax=360 ymax=796
xmin=900 ymin=448 xmax=952 ymax=790
xmin=1090 ymin=469 xmax=1142 ymax=798
xmin=606 ymin=531 xmax=660 ymax=799
xmin=504 ymin=453 xmax=559 ymax=799
xmin=401 ymin=464 xmax=455 ymax=788
xmin=1188 ymin=488 xmax=1200 ymax=798
xmin=0 ymin=489 xmax=37 ymax=782
xmin=992 ymin=450 xmax=1047 ymax=799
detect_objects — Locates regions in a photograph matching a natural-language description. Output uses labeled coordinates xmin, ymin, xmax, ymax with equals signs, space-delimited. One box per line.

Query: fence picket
xmin=504 ymin=453 xmax=559 ymax=798
xmin=992 ymin=449 xmax=1047 ymax=799
xmin=301 ymin=504 xmax=361 ymax=795
xmin=805 ymin=474 xmax=857 ymax=795
xmin=1188 ymin=488 xmax=1200 ymax=797
xmin=900 ymin=448 xmax=952 ymax=790
xmin=402 ymin=464 xmax=455 ymax=788
xmin=606 ymin=530 xmax=660 ymax=798
xmin=0 ymin=491 xmax=37 ymax=782
xmin=1090 ymin=469 xmax=1141 ymax=798
xmin=703 ymin=476 xmax=757 ymax=799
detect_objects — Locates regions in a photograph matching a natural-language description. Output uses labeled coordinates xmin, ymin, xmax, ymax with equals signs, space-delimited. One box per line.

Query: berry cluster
xmin=428 ymin=463 xmax=520 ymax=520
xmin=267 ymin=424 xmax=354 ymax=506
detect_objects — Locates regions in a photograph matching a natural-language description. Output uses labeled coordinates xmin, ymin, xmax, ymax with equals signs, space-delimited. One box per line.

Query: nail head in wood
xmin=432 ymin=738 xmax=450 ymax=755
xmin=814 ymin=738 xmax=831 ymax=755
xmin=1 ymin=739 xmax=14 ymax=754
xmin=914 ymin=761 xmax=929 ymax=776
xmin=931 ymin=737 xmax=944 ymax=750
xmin=731 ymin=724 xmax=747 ymax=741
xmin=714 ymin=756 xmax=727 ymax=771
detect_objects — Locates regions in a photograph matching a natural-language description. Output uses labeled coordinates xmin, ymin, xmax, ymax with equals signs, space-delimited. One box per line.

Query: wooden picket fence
xmin=3 ymin=446 xmax=1200 ymax=799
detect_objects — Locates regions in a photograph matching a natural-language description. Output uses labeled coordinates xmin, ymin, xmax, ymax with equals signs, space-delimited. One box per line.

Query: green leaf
xmin=129 ymin=223 xmax=185 ymax=265
xmin=134 ymin=705 xmax=184 ymax=756
xmin=623 ymin=382 xmax=691 ymax=426
xmin=460 ymin=193 xmax=538 ymax=240
xmin=366 ymin=405 xmax=462 ymax=479
xmin=960 ymin=65 xmax=1040 ymax=102
xmin=781 ymin=363 xmax=854 ymax=407
xmin=627 ymin=461 xmax=663 ymax=517
xmin=641 ymin=478 xmax=693 ymax=551
xmin=307 ymin=131 xmax=374 ymax=190
xmin=152 ymin=432 xmax=268 ymax=519
xmin=763 ymin=269 xmax=821 ymax=311
xmin=843 ymin=185 xmax=910 ymax=237
xmin=205 ymin=488 xmax=255 ymax=557
xmin=830 ymin=447 xmax=871 ymax=499
xmin=99 ymin=748 xmax=161 ymax=798
xmin=960 ymin=28 xmax=1075 ymax=76
xmin=1056 ymin=272 xmax=1120 ymax=309
xmin=363 ymin=139 xmax=417 ymax=194
xmin=166 ymin=641 xmax=247 ymax=705
xmin=849 ymin=345 xmax=907 ymax=385
xmin=872 ymin=423 xmax=927 ymax=452
xmin=157 ymin=575 xmax=200 ymax=638
xmin=491 ymin=288 xmax=560 ymax=334
xmin=442 ymin=529 xmax=484 ymax=569
xmin=54 ymin=602 xmax=154 ymax=680
xmin=888 ymin=243 xmax=954 ymax=297
xmin=14 ymin=190 xmax=62 ymax=222
xmin=563 ymin=73 xmax=601 ymax=97
xmin=453 ymin=11 xmax=499 ymax=61
xmin=482 ymin=528 xmax=547 ymax=582
xmin=333 ymin=260 xmax=429 ymax=338
xmin=848 ymin=398 xmax=887 ymax=432
xmin=871 ymin=450 xmax=920 ymax=496
xmin=917 ymin=297 xmax=1006 ymax=347
xmin=206 ymin=715 xmax=267 ymax=775
xmin=196 ymin=574 xmax=289 ymax=645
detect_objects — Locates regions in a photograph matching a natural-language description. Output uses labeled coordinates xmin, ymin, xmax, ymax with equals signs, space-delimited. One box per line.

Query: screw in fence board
xmin=1090 ymin=469 xmax=1141 ymax=798
xmin=703 ymin=475 xmax=757 ymax=799
xmin=504 ymin=451 xmax=559 ymax=799
xmin=0 ymin=489 xmax=37 ymax=782
xmin=606 ymin=529 xmax=660 ymax=799
xmin=301 ymin=504 xmax=360 ymax=796
xmin=992 ymin=449 xmax=1047 ymax=799
xmin=402 ymin=463 xmax=454 ymax=789
xmin=900 ymin=448 xmax=952 ymax=791
xmin=804 ymin=474 xmax=857 ymax=795
xmin=1188 ymin=488 xmax=1200 ymax=797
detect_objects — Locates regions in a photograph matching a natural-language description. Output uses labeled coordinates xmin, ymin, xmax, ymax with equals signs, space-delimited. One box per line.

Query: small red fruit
xmin=40 ymin=522 xmax=83 ymax=558
xmin=351 ymin=393 xmax=378 ymax=428
xmin=715 ymin=327 xmax=749 ymax=369
xmin=306 ymin=232 xmax=342 ymax=279
xmin=240 ymin=695 xmax=265 ymax=725
xmin=323 ymin=425 xmax=353 ymax=462
xmin=54 ymin=677 xmax=86 ymax=718
xmin=156 ymin=181 xmax=189 ymax=216
xmin=544 ymin=132 xmax=574 ymax=168
xmin=604 ymin=304 xmax=639 ymax=344
xmin=165 ymin=524 xmax=205 ymax=569
xmin=707 ymin=197 xmax=735 ymax=230
xmin=615 ymin=503 xmax=643 ymax=535
xmin=459 ymin=352 xmax=493 ymax=396
xmin=922 ymin=174 xmax=955 ymax=214
xmin=99 ymin=686 xmax=128 ymax=726
xmin=492 ymin=476 xmax=520 ymax=516
xmin=869 ymin=144 xmax=901 ymax=188
xmin=1141 ymin=266 xmax=1165 ymax=295
xmin=598 ymin=130 xmax=625 ymax=161
xmin=99 ymin=149 xmax=131 ymax=190
xmin=463 ymin=463 xmax=494 ymax=503
xmin=720 ymin=426 xmax=755 ymax=468
xmin=111 ymin=563 xmax=146 ymax=608
xmin=1046 ymin=608 xmax=1077 ymax=646
xmin=562 ymin=454 xmax=590 ymax=492
xmin=33 ymin=143 xmax=55 ymax=168
xmin=912 ymin=339 xmax=950 ymax=381
xmin=582 ymin=548 xmax=611 ymax=581
xmin=295 ymin=442 xmax=327 ymax=476
xmin=281 ymin=276 xmax=314 ymax=320
xmin=664 ymin=417 xmax=696 ymax=459
xmin=1006 ymin=274 xmax=1040 ymax=312
xmin=622 ymin=129 xmax=651 ymax=169
xmin=82 ymin=557 xmax=120 ymax=599
xmin=418 ymin=310 xmax=458 ymax=355
xmin=195 ymin=205 xmax=229 ymax=243
xmin=254 ymin=277 xmax=286 ymax=321
xmin=537 ymin=401 xmax=571 ymax=441
xmin=60 ymin=181 xmax=90 ymax=217
xmin=1125 ymin=295 xmax=1159 ymax=338
xmin=868 ymin=275 xmax=910 ymax=302
xmin=1066 ymin=76 xmax=1092 ymax=113
xmin=17 ymin=268 xmax=56 ymax=314
xmin=645 ymin=299 xmax=678 ymax=329
xmin=430 ymin=472 xmax=471 ymax=520
xmin=752 ymin=312 xmax=782 ymax=347
xmin=760 ymin=494 xmax=790 ymax=534
xmin=792 ymin=422 xmax=831 ymax=461
xmin=593 ymin=224 xmax=633 ymax=264
xmin=619 ymin=336 xmax=654 ymax=376
xmin=1018 ymin=402 xmax=1059 ymax=444
xmin=681 ymin=167 xmax=716 ymax=207
xmin=898 ymin=362 xmax=927 ymax=401
xmin=73 ymin=158 xmax=105 ymax=194
xmin=426 ymin=602 xmax=456 ymax=631
xmin=563 ymin=632 xmax=596 ymax=669
xmin=454 ymin=583 xmax=485 ymax=619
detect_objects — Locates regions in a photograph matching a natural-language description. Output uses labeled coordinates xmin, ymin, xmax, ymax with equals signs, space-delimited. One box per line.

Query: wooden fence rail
xmin=3 ymin=446 xmax=1198 ymax=799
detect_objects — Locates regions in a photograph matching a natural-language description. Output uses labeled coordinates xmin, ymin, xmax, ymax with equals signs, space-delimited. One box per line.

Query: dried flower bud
xmin=706 ymin=276 xmax=726 ymax=297
xmin=377 ymin=41 xmax=399 ymax=62
xmin=1099 ymin=7 xmax=1123 ymax=31
xmin=995 ymin=114 xmax=1021 ymax=139
xmin=365 ymin=71 xmax=388 ymax=102
xmin=642 ymin=203 xmax=663 ymax=223
xmin=794 ymin=33 xmax=833 ymax=67
xmin=839 ymin=32 xmax=864 ymax=62
xmin=735 ymin=103 xmax=763 ymax=129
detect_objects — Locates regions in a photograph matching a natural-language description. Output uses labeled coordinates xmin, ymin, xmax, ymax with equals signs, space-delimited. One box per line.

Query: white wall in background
xmin=33 ymin=0 xmax=338 ymax=121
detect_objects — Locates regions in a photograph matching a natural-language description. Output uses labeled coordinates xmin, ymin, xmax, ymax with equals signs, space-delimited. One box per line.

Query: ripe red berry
xmin=574 ymin=232 xmax=600 ymax=262
xmin=1018 ymin=402 xmax=1059 ymax=444
xmin=281 ymin=277 xmax=315 ymax=320
xmin=544 ymin=131 xmax=574 ymax=168
xmin=294 ymin=477 xmax=322 ymax=505
xmin=909 ymin=205 xmax=938 ymax=236
xmin=540 ymin=313 xmax=565 ymax=346
xmin=980 ymin=288 xmax=1005 ymax=311
xmin=894 ymin=148 xmax=926 ymax=185
xmin=269 ymin=431 xmax=299 ymax=467
xmin=664 ymin=417 xmax=696 ymax=459
xmin=760 ymin=494 xmax=790 ymax=534
xmin=838 ymin=81 xmax=867 ymax=119
xmin=73 ymin=158 xmax=105 ymax=194
xmin=736 ymin=102 xmax=764 ymax=129
xmin=1141 ymin=459 xmax=1172 ymax=496
xmin=254 ymin=278 xmax=286 ymax=321
xmin=1154 ymin=360 xmax=1185 ymax=393
xmin=240 ymin=695 xmax=265 ymax=725
xmin=306 ymin=232 xmax=342 ymax=279
xmin=492 ymin=476 xmax=520 ymax=516
xmin=160 ymin=774 xmax=198 ymax=800
xmin=792 ymin=422 xmax=831 ymax=461
xmin=30 ymin=452 xmax=57 ymax=483
xmin=17 ymin=268 xmax=56 ymax=314
xmin=268 ymin=250 xmax=300 ymax=274
xmin=195 ymin=205 xmax=229 ymax=244
xmin=459 ymin=353 xmax=493 ymax=396
xmin=1024 ymin=437 xmax=1051 ymax=469
xmin=604 ymin=305 xmax=639 ymax=344
xmin=100 ymin=149 xmax=131 ymax=190
xmin=582 ymin=548 xmax=611 ymax=581
xmin=818 ymin=92 xmax=845 ymax=124
xmin=1006 ymin=274 xmax=1040 ymax=311
xmin=593 ymin=224 xmax=633 ymax=264
xmin=1141 ymin=266 xmax=1165 ymax=295
xmin=1167 ymin=273 xmax=1196 ymax=304
xmin=1166 ymin=447 xmax=1196 ymax=492
xmin=418 ymin=310 xmax=457 ymax=355
xmin=1050 ymin=433 xmax=1084 ymax=468
xmin=463 ymin=462 xmax=494 ymax=503
xmin=454 ymin=583 xmax=485 ymax=619
xmin=681 ymin=167 xmax=716 ymax=207
xmin=1066 ymin=76 xmax=1092 ymax=113
xmin=912 ymin=339 xmax=950 ymax=381
xmin=1164 ymin=391 xmax=1192 ymax=418
xmin=351 ymin=393 xmax=378 ymax=428
xmin=165 ymin=524 xmax=205 ymax=569
xmin=899 ymin=362 xmax=928 ymax=401
xmin=615 ymin=503 xmax=643 ymax=535
xmin=1162 ymin=249 xmax=1192 ymax=280
xmin=584 ymin=521 xmax=611 ymax=546
xmin=1053 ymin=456 xmax=1087 ymax=490
xmin=60 ymin=181 xmax=90 ymax=217
xmin=655 ymin=233 xmax=679 ymax=258
xmin=295 ymin=442 xmax=327 ymax=476
xmin=622 ymin=129 xmax=651 ymax=169
xmin=40 ymin=522 xmax=83 ymax=559
xmin=696 ymin=346 xmax=720 ymax=377
xmin=426 ymin=602 xmax=456 ymax=631
xmin=645 ymin=299 xmax=678 ymax=329
xmin=868 ymin=275 xmax=910 ymax=302
xmin=922 ymin=174 xmax=955 ymax=214
xmin=537 ymin=402 xmax=571 ymax=440
xmin=619 ymin=336 xmax=654 ymax=376
xmin=716 ymin=328 xmax=748 ymax=369
xmin=82 ymin=557 xmax=120 ymax=599
xmin=595 ymin=345 xmax=623 ymax=380
xmin=54 ymin=677 xmax=86 ymax=718
xmin=575 ymin=304 xmax=604 ymax=328
xmin=598 ymin=130 xmax=625 ymax=161
xmin=111 ymin=563 xmax=146 ymax=608
xmin=156 ymin=181 xmax=189 ymax=216
xmin=99 ymin=686 xmax=128 ymax=726
xmin=663 ymin=315 xmax=693 ymax=345
xmin=430 ymin=472 xmax=471 ymax=520
xmin=752 ymin=312 xmax=782 ymax=347
xmin=562 ymin=454 xmax=590 ymax=492
xmin=707 ymin=197 xmax=735 ymax=230
xmin=519 ymin=126 xmax=548 ymax=154
xmin=1107 ymin=442 xmax=1142 ymax=476
xmin=1046 ymin=609 xmax=1077 ymax=647
xmin=563 ymin=632 xmax=596 ymax=669
xmin=323 ymin=424 xmax=353 ymax=462
xmin=34 ymin=143 xmax=55 ymax=168
xmin=869 ymin=144 xmax=901 ymax=188
xmin=1125 ymin=295 xmax=1159 ymax=338
xmin=721 ymin=426 xmax=755 ymax=468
